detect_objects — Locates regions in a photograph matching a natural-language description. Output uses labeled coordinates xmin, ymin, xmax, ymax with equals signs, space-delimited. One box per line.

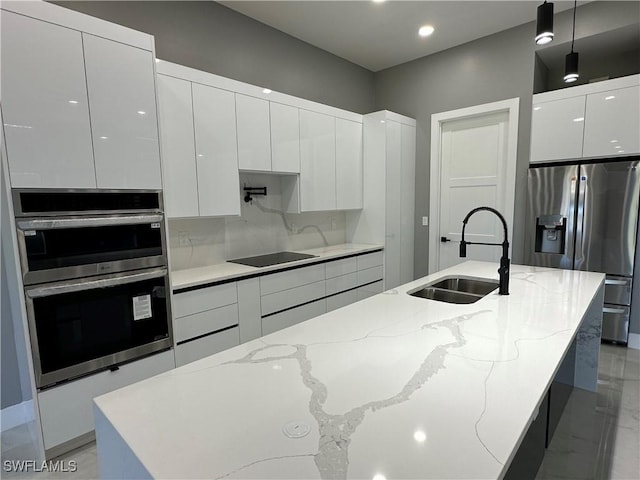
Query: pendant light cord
xmin=571 ymin=0 xmax=577 ymax=52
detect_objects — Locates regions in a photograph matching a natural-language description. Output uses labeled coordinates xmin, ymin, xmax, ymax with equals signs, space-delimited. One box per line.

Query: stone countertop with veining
xmin=170 ymin=243 xmax=384 ymax=291
xmin=94 ymin=261 xmax=604 ymax=480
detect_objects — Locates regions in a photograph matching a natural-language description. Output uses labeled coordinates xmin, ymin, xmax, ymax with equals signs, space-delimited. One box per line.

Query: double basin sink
xmin=408 ymin=276 xmax=498 ymax=304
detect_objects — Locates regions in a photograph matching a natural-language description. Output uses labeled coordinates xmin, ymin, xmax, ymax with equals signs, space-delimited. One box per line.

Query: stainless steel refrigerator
xmin=525 ymin=160 xmax=640 ymax=343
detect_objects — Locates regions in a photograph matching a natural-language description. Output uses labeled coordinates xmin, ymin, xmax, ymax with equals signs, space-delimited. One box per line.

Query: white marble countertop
xmin=170 ymin=243 xmax=383 ymax=290
xmin=94 ymin=261 xmax=604 ymax=479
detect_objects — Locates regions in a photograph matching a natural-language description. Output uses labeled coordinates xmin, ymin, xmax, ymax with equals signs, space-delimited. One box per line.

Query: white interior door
xmin=430 ymin=99 xmax=518 ymax=273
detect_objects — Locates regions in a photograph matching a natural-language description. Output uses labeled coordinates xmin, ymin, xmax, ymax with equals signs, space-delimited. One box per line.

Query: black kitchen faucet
xmin=459 ymin=206 xmax=510 ymax=295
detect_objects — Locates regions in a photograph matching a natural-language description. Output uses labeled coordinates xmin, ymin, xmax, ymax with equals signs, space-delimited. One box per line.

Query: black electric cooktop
xmin=228 ymin=251 xmax=317 ymax=268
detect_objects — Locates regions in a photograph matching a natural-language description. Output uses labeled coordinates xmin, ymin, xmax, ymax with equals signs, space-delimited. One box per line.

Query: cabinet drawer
xmin=326 ymin=272 xmax=358 ymax=296
xmin=357 ymin=251 xmax=383 ymax=270
xmin=325 ymin=257 xmax=357 ymax=279
xmin=262 ymin=300 xmax=326 ymax=336
xmin=261 ymin=280 xmax=325 ymax=316
xmin=357 ymin=280 xmax=384 ymax=300
xmin=39 ymin=350 xmax=174 ymax=451
xmin=174 ymin=303 xmax=238 ymax=343
xmin=174 ymin=327 xmax=240 ymax=367
xmin=604 ymin=276 xmax=632 ymax=306
xmin=357 ymin=266 xmax=384 ymax=286
xmin=173 ymin=282 xmax=237 ymax=318
xmin=260 ymin=264 xmax=325 ymax=295
xmin=327 ymin=290 xmax=358 ymax=312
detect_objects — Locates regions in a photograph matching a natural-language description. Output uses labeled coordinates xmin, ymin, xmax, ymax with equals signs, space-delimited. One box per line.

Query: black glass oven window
xmin=33 ymin=278 xmax=169 ymax=376
xmin=25 ymin=224 xmax=162 ymax=271
xmin=19 ymin=192 xmax=159 ymax=214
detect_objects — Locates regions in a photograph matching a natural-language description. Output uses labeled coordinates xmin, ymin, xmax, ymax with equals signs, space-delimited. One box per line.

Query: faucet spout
xmin=459 ymin=206 xmax=510 ymax=295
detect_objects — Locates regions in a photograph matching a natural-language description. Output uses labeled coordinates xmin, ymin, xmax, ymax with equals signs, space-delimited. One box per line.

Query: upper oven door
xmin=16 ymin=214 xmax=167 ymax=285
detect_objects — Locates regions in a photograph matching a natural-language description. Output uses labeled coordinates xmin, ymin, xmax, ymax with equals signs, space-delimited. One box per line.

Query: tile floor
xmin=1 ymin=344 xmax=638 ymax=479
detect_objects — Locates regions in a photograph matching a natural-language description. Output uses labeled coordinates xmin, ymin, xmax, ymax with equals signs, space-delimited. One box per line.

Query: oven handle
xmin=25 ymin=268 xmax=168 ymax=298
xmin=17 ymin=214 xmax=164 ymax=231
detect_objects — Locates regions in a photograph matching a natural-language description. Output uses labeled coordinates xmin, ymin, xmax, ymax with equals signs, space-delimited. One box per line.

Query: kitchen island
xmin=93 ymin=261 xmax=604 ymax=479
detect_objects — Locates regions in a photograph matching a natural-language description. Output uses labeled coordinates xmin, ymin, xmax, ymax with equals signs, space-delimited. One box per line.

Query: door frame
xmin=428 ymin=98 xmax=520 ymax=274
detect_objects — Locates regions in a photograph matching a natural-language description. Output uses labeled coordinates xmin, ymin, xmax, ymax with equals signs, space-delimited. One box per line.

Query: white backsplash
xmin=168 ymin=173 xmax=347 ymax=270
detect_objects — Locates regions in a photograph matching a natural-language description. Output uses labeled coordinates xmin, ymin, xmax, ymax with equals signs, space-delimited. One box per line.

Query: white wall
xmin=168 ymin=173 xmax=347 ymax=271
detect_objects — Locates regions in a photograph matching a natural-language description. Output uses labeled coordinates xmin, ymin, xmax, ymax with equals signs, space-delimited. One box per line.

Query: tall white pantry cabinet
xmin=348 ymin=111 xmax=417 ymax=290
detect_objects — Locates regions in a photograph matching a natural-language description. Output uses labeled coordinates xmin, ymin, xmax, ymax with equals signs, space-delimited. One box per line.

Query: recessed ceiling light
xmin=418 ymin=25 xmax=435 ymax=37
xmin=605 ymin=95 xmax=615 ymax=100
xmin=155 ymin=59 xmax=161 ymax=63
xmin=262 ymin=88 xmax=272 ymax=94
xmin=533 ymin=107 xmax=542 ymax=111
xmin=610 ymin=140 xmax=619 ymax=143
xmin=68 ymin=100 xmax=79 ymax=104
xmin=573 ymin=117 xmax=584 ymax=122
xmin=413 ymin=430 xmax=427 ymax=443
xmin=137 ymin=110 xmax=147 ymax=115
xmin=615 ymin=145 xmax=622 ymax=149
xmin=372 ymin=0 xmax=386 ymax=3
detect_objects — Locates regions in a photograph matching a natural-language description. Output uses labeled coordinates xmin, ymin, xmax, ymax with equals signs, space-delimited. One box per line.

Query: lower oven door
xmin=25 ymin=268 xmax=172 ymax=389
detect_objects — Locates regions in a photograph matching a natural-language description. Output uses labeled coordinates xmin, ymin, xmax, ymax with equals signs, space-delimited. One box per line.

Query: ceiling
xmin=220 ymin=1 xmax=581 ymax=72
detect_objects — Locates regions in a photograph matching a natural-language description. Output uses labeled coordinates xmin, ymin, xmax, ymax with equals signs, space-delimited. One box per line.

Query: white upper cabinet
xmin=583 ymin=85 xmax=640 ymax=158
xmin=2 ymin=11 xmax=96 ymax=188
xmin=236 ymin=94 xmax=272 ymax=172
xmin=192 ymin=84 xmax=241 ymax=217
xmin=300 ymin=110 xmax=337 ymax=212
xmin=270 ymin=103 xmax=300 ymax=173
xmin=335 ymin=118 xmax=363 ymax=210
xmin=83 ymin=34 xmax=161 ymax=189
xmin=157 ymin=75 xmax=199 ymax=217
xmin=530 ymin=96 xmax=586 ymax=163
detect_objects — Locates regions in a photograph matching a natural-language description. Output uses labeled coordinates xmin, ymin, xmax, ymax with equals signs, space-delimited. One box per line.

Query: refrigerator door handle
xmin=574 ymin=170 xmax=587 ymax=270
xmin=605 ymin=279 xmax=628 ymax=286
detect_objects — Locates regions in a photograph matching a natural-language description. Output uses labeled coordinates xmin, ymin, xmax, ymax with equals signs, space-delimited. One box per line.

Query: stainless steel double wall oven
xmin=13 ymin=189 xmax=173 ymax=389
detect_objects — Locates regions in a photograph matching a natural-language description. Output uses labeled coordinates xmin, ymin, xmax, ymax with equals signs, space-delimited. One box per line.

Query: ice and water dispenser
xmin=534 ymin=215 xmax=566 ymax=254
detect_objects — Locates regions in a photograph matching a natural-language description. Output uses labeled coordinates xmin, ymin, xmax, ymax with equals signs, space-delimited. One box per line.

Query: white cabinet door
xmin=270 ymin=103 xmax=300 ymax=173
xmin=385 ymin=120 xmax=402 ymax=289
xmin=157 ymin=75 xmax=199 ymax=217
xmin=192 ymin=84 xmax=241 ymax=217
xmin=583 ymin=86 xmax=640 ymax=158
xmin=2 ymin=12 xmax=96 ymax=188
xmin=300 ymin=110 xmax=336 ymax=211
xmin=400 ymin=124 xmax=416 ymax=285
xmin=236 ymin=94 xmax=271 ymax=171
xmin=530 ymin=96 xmax=586 ymax=163
xmin=336 ymin=118 xmax=363 ymax=210
xmin=83 ymin=34 xmax=161 ymax=189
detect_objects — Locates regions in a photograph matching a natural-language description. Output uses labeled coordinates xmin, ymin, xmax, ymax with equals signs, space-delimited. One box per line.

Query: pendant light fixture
xmin=564 ymin=0 xmax=579 ymax=83
xmin=535 ymin=1 xmax=554 ymax=45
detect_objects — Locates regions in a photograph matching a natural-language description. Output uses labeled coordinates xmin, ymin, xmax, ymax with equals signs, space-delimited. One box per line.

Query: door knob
xmin=440 ymin=236 xmax=451 ymax=243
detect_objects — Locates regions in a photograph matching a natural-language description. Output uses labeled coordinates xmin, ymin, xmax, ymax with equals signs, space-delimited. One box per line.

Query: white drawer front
xmin=325 ymin=272 xmax=358 ymax=296
xmin=260 ymin=264 xmax=325 ymax=295
xmin=357 ymin=251 xmax=383 ymax=270
xmin=262 ymin=300 xmax=326 ymax=336
xmin=326 ymin=290 xmax=358 ymax=312
xmin=174 ymin=327 xmax=240 ymax=367
xmin=357 ymin=266 xmax=384 ymax=286
xmin=174 ymin=303 xmax=238 ymax=343
xmin=173 ymin=282 xmax=237 ymax=318
xmin=261 ymin=280 xmax=326 ymax=316
xmin=325 ymin=257 xmax=357 ymax=279
xmin=39 ymin=350 xmax=175 ymax=451
xmin=357 ymin=280 xmax=384 ymax=300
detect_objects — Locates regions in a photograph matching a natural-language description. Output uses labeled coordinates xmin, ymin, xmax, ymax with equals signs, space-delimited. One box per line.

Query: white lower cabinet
xmin=38 ymin=350 xmax=175 ymax=454
xmin=358 ymin=280 xmax=384 ymax=300
xmin=172 ymin=282 xmax=240 ymax=366
xmin=327 ymin=290 xmax=358 ymax=312
xmin=175 ymin=327 xmax=240 ymax=367
xmin=262 ymin=300 xmax=327 ymax=336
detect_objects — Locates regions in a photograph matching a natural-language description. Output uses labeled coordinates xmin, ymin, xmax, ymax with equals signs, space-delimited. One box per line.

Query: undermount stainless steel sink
xmin=408 ymin=276 xmax=499 ymax=304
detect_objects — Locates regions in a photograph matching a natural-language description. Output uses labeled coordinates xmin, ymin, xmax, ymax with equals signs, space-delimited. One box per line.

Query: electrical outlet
xmin=422 ymin=216 xmax=429 ymax=226
xmin=178 ymin=231 xmax=189 ymax=247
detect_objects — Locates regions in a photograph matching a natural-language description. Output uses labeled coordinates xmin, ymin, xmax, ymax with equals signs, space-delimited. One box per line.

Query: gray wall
xmin=52 ymin=1 xmax=376 ymax=114
xmin=374 ymin=1 xmax=640 ymax=279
